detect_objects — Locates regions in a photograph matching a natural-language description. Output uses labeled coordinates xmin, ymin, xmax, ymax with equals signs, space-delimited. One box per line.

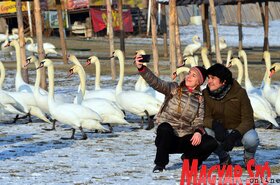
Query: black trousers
xmin=154 ymin=122 xmax=218 ymax=167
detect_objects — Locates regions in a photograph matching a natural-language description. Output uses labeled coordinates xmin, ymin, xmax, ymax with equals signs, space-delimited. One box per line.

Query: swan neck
xmin=264 ymin=56 xmax=271 ymax=86
xmin=47 ymin=63 xmax=55 ymax=103
xmin=13 ymin=41 xmax=23 ymax=79
xmin=34 ymin=60 xmax=41 ymax=93
xmin=94 ymin=58 xmax=101 ymax=90
xmin=201 ymin=52 xmax=210 ymax=69
xmin=116 ymin=53 xmax=124 ymax=95
xmin=78 ymin=68 xmax=86 ymax=97
xmin=0 ymin=61 xmax=5 ymax=89
xmin=236 ymin=61 xmax=243 ymax=85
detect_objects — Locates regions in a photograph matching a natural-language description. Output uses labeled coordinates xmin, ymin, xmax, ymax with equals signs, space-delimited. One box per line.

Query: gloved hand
xmin=221 ymin=129 xmax=242 ymax=152
xmin=212 ymin=120 xmax=226 ymax=142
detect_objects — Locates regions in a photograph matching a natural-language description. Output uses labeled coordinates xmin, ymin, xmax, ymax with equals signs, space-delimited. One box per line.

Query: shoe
xmin=219 ymin=154 xmax=232 ymax=166
xmin=153 ymin=165 xmax=165 ymax=173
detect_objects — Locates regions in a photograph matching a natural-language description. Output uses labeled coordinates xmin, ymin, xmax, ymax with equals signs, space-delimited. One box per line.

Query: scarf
xmin=207 ymin=83 xmax=232 ymax=100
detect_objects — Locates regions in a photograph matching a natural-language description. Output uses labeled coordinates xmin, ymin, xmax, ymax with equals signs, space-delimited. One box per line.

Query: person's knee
xmin=157 ymin=122 xmax=173 ymax=134
xmin=242 ymin=130 xmax=259 ymax=149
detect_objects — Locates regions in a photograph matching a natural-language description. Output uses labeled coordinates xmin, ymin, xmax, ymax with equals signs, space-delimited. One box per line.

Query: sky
xmin=0 ymin=20 xmax=280 ymax=185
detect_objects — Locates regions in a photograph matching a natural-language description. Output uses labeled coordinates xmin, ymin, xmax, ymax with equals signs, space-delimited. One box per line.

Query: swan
xmin=183 ymin=55 xmax=199 ymax=67
xmin=25 ymin=55 xmax=71 ymax=130
xmin=238 ymin=50 xmax=262 ymax=95
xmin=211 ymin=37 xmax=227 ymax=53
xmin=68 ymin=64 xmax=128 ymax=126
xmin=226 ymin=57 xmax=243 ymax=85
xmin=183 ymin=35 xmax=201 ymax=56
xmin=270 ymin=63 xmax=280 ymax=116
xmin=37 ymin=58 xmax=106 ymax=140
xmin=25 ymin=37 xmax=57 ymax=56
xmin=227 ymin=57 xmax=278 ymax=127
xmin=0 ymin=61 xmax=28 ymax=118
xmin=112 ymin=49 xmax=162 ymax=130
xmin=83 ymin=55 xmax=118 ymax=103
xmin=172 ymin=66 xmax=190 ymax=80
xmin=262 ymin=51 xmax=279 ymax=106
xmin=9 ymin=40 xmax=47 ymax=95
xmin=0 ymin=58 xmax=52 ymax=124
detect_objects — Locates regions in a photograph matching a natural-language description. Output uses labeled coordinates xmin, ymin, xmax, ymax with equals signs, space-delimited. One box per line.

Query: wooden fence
xmin=165 ymin=2 xmax=280 ymax=25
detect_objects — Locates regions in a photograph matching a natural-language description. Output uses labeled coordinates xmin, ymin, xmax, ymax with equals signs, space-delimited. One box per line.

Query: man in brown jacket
xmin=203 ymin=63 xmax=259 ymax=169
xmin=134 ymin=55 xmax=217 ymax=173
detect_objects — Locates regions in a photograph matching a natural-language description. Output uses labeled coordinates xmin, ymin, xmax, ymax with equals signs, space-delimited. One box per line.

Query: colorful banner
xmin=89 ymin=0 xmax=105 ymax=6
xmin=0 ymin=1 xmax=28 ymax=14
xmin=67 ymin=0 xmax=89 ymax=9
xmin=90 ymin=8 xmax=133 ymax=33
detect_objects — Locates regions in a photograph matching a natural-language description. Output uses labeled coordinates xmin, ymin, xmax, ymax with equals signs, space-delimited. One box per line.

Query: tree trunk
xmin=151 ymin=0 xmax=159 ymax=77
xmin=106 ymin=0 xmax=116 ymax=80
xmin=34 ymin=0 xmax=47 ymax=90
xmin=201 ymin=3 xmax=212 ymax=63
xmin=161 ymin=4 xmax=168 ymax=58
xmin=175 ymin=9 xmax=183 ymax=81
xmin=118 ymin=0 xmax=125 ymax=54
xmin=169 ymin=0 xmax=177 ymax=79
xmin=237 ymin=1 xmax=243 ymax=50
xmin=56 ymin=0 xmax=67 ymax=64
xmin=16 ymin=0 xmax=29 ymax=83
xmin=264 ymin=0 xmax=269 ymax=51
xmin=209 ymin=0 xmax=222 ymax=64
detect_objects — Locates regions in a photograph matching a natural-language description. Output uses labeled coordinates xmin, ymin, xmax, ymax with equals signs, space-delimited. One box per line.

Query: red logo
xmin=180 ymin=159 xmax=271 ymax=185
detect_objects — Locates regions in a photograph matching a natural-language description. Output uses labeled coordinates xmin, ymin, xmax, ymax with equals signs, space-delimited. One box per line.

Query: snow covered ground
xmin=0 ymin=21 xmax=280 ymax=184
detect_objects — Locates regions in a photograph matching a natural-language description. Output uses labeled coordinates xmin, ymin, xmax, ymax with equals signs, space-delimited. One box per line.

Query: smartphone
xmin=139 ymin=54 xmax=151 ymax=63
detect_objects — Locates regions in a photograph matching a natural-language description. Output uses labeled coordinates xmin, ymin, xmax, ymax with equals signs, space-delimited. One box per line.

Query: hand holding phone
xmin=139 ymin=54 xmax=151 ymax=63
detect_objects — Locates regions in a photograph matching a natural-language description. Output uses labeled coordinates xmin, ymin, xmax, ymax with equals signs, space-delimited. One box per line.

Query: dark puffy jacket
xmin=203 ymin=80 xmax=254 ymax=135
xmin=139 ymin=66 xmax=205 ymax=137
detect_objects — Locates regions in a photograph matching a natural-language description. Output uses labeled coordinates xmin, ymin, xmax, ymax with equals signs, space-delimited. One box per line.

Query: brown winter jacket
xmin=139 ymin=66 xmax=205 ymax=137
xmin=203 ymin=80 xmax=254 ymax=135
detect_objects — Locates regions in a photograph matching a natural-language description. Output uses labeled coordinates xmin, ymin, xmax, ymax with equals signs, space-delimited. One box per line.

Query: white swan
xmin=9 ymin=40 xmax=47 ymax=95
xmin=211 ymin=37 xmax=227 ymax=53
xmin=0 ymin=58 xmax=52 ymax=124
xmin=25 ymin=37 xmax=57 ymax=55
xmin=183 ymin=55 xmax=199 ymax=67
xmin=37 ymin=59 xmax=106 ymax=139
xmin=0 ymin=61 xmax=28 ymax=117
xmin=227 ymin=57 xmax=278 ymax=127
xmin=112 ymin=49 xmax=162 ymax=130
xmin=68 ymin=64 xmax=128 ymax=126
xmin=262 ymin=51 xmax=279 ymax=106
xmin=83 ymin=55 xmax=118 ymax=103
xmin=238 ymin=50 xmax=261 ymax=95
xmin=226 ymin=58 xmax=243 ymax=84
xmin=183 ymin=35 xmax=201 ymax=56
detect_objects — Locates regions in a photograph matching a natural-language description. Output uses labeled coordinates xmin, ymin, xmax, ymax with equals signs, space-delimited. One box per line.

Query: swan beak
xmin=85 ymin=59 xmax=91 ymax=67
xmin=269 ymin=67 xmax=276 ymax=78
xmin=227 ymin=63 xmax=232 ymax=68
xmin=24 ymin=60 xmax=30 ymax=67
xmin=67 ymin=69 xmax=74 ymax=78
xmin=172 ymin=72 xmax=177 ymax=80
xmin=36 ymin=62 xmax=44 ymax=70
xmin=110 ymin=55 xmax=114 ymax=59
xmin=177 ymin=61 xmax=185 ymax=68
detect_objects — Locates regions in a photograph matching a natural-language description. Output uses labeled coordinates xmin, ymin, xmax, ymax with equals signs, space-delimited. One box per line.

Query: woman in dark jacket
xmin=134 ymin=55 xmax=218 ymax=173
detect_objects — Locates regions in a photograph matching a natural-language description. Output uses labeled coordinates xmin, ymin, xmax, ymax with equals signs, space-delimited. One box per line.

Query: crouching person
xmin=203 ymin=64 xmax=259 ymax=170
xmin=134 ymin=55 xmax=218 ymax=173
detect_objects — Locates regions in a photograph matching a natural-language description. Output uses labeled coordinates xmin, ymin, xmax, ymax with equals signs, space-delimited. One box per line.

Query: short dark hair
xmin=207 ymin=63 xmax=233 ymax=85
